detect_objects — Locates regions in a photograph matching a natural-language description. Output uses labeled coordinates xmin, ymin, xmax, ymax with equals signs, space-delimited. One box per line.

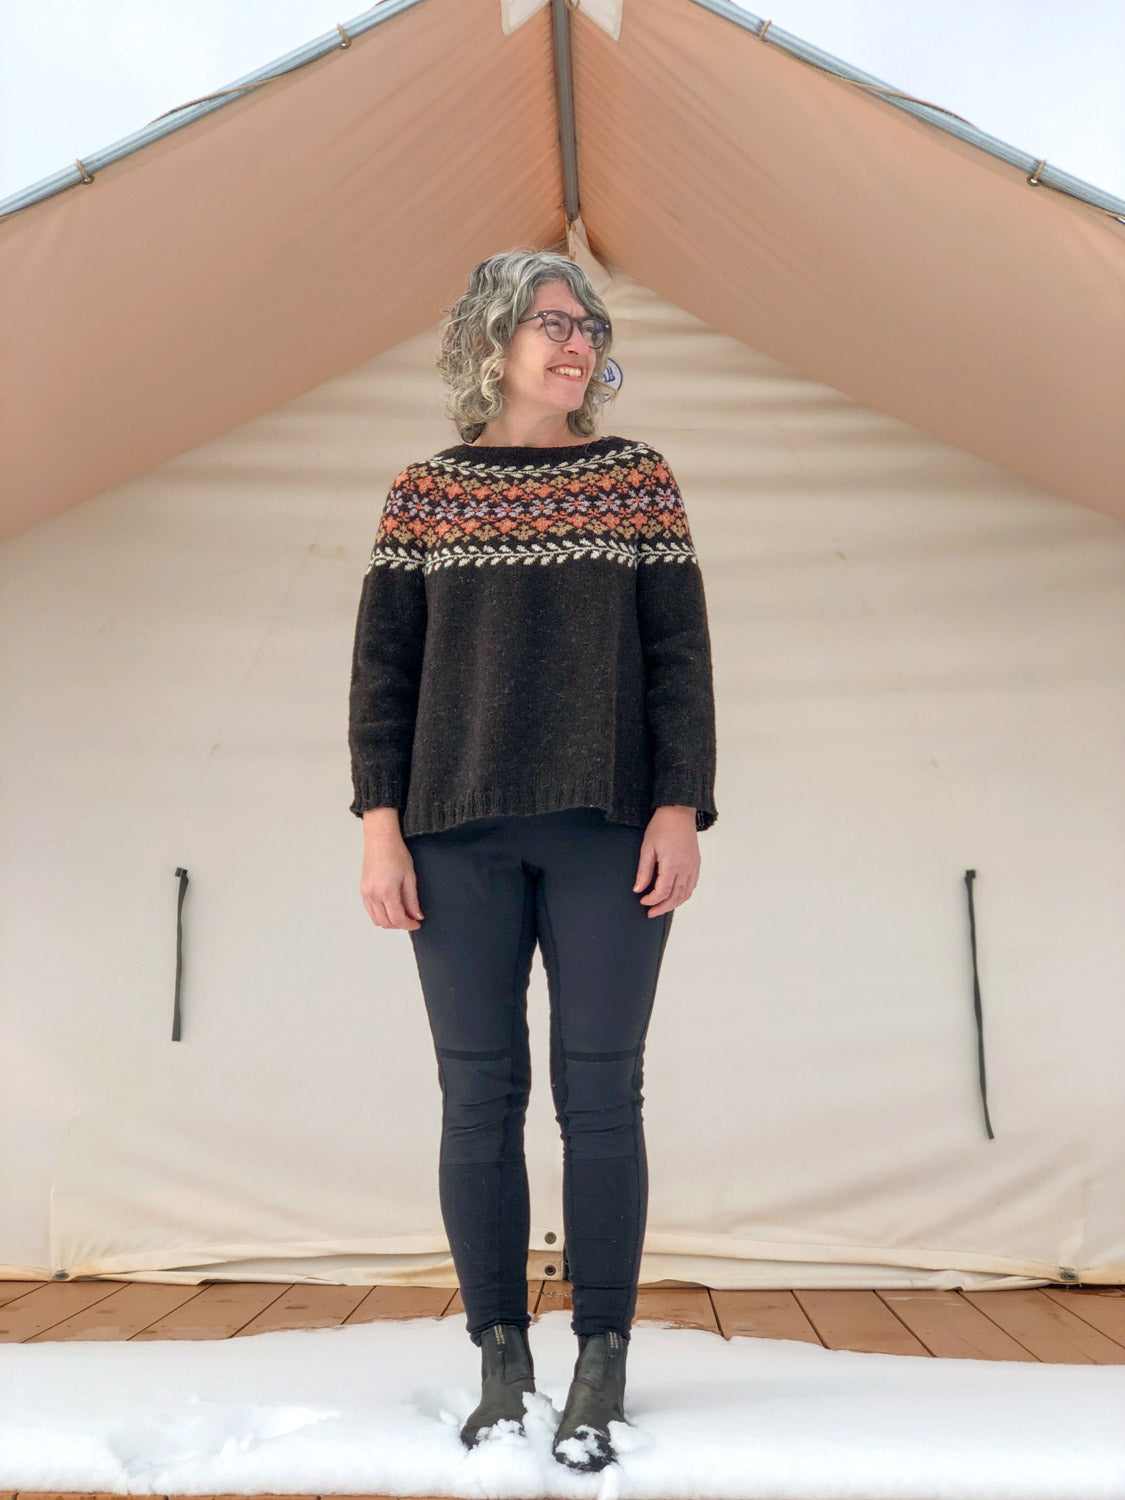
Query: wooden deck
xmin=3 ymin=1275 xmax=1124 ymax=1500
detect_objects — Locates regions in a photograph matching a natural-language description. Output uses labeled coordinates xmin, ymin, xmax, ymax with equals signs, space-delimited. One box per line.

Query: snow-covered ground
xmin=1 ymin=1308 xmax=1123 ymax=1498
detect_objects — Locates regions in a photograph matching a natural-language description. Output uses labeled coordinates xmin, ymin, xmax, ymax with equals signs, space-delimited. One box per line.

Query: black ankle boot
xmin=551 ymin=1330 xmax=629 ymax=1473
xmin=460 ymin=1321 xmax=536 ymax=1449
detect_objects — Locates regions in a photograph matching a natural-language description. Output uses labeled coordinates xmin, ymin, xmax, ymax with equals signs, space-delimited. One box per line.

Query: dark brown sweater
xmin=348 ymin=433 xmax=718 ymax=836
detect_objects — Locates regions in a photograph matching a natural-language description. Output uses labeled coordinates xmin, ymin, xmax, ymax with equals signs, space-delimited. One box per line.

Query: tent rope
xmin=172 ymin=866 xmax=189 ymax=1042
xmin=146 ymin=20 xmax=356 ymax=125
xmin=964 ymin=869 xmax=995 ymax=1140
xmin=751 ymin=14 xmax=995 ymax=130
xmin=749 ymin=16 xmax=1097 ymax=214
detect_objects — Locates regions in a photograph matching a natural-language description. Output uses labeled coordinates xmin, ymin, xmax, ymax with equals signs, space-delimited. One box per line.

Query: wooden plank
xmin=794 ymin=1289 xmax=932 ymax=1355
xmin=961 ymin=1288 xmax=1125 ymax=1363
xmin=540 ymin=1281 xmax=720 ymax=1336
xmin=232 ymin=1284 xmax=373 ymax=1337
xmin=710 ymin=1288 xmax=823 ymax=1346
xmin=130 ymin=1281 xmax=290 ymax=1340
xmin=0 ymin=1281 xmax=127 ymax=1343
xmin=344 ymin=1284 xmax=457 ymax=1325
xmin=25 ymin=1281 xmax=205 ymax=1342
xmin=875 ymin=1289 xmax=1036 ymax=1360
xmin=634 ymin=1285 xmax=718 ymax=1333
xmin=11 ymin=1278 xmax=1124 ymax=1369
xmin=1040 ymin=1286 xmax=1125 ymax=1351
xmin=0 ymin=1280 xmax=50 ymax=1305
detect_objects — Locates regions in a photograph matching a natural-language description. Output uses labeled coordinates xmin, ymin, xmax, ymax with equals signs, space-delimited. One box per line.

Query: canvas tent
xmin=1 ymin=0 xmax=1123 ymax=1291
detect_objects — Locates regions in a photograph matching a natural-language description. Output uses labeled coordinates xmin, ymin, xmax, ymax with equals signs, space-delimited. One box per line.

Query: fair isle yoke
xmin=348 ymin=433 xmax=718 ymax=838
xmin=371 ymin=437 xmax=701 ymax=578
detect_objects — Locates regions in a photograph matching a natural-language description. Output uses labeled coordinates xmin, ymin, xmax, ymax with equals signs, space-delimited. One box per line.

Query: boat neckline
xmin=436 ymin=434 xmax=629 ymax=462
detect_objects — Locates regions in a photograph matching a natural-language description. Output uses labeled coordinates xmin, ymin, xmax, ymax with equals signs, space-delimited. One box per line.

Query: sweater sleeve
xmin=635 ymin=451 xmax=718 ymax=832
xmin=347 ymin=470 xmax=428 ymax=817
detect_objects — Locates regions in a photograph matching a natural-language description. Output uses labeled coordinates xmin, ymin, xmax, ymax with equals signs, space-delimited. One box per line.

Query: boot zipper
xmin=609 ymin=1331 xmax=621 ymax=1350
xmin=494 ymin=1324 xmax=506 ymax=1346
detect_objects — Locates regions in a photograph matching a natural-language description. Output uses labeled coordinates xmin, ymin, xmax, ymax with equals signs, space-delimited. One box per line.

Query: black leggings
xmin=404 ymin=807 xmax=674 ymax=1347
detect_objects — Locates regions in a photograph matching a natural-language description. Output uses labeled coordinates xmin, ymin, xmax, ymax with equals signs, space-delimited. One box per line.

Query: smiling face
xmin=501 ymin=279 xmax=600 ymax=420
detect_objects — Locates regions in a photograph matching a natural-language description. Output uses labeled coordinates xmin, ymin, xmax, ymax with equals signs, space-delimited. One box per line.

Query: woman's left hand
xmin=632 ymin=806 xmax=700 ymax=916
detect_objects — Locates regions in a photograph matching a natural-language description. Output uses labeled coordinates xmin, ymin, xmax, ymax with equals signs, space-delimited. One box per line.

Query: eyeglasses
xmin=516 ymin=309 xmax=611 ymax=350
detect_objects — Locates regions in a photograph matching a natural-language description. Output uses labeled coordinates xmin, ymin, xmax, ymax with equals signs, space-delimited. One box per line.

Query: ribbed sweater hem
xmin=405 ymin=777 xmax=645 ymax=838
xmin=352 ymin=774 xmax=716 ymax=838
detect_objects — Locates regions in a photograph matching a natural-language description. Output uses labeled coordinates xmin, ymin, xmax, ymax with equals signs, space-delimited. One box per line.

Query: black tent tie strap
xmin=964 ymin=868 xmax=994 ymax=1140
xmin=172 ymin=866 xmax=189 ymax=1041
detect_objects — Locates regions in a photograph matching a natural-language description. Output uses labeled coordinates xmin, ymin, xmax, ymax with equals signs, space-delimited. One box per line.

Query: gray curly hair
xmin=435 ymin=247 xmax=616 ymax=442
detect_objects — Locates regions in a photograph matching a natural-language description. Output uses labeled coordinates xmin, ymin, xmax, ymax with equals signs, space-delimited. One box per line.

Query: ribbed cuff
xmin=652 ymin=775 xmax=717 ymax=833
xmin=349 ymin=770 xmax=407 ymax=818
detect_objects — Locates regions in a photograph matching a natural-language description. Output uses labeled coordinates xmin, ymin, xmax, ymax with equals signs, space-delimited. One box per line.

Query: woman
xmin=347 ymin=247 xmax=718 ymax=1473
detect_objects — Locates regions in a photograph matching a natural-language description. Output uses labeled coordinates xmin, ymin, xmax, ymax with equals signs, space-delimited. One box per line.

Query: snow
xmin=0 ymin=1308 xmax=1123 ymax=1498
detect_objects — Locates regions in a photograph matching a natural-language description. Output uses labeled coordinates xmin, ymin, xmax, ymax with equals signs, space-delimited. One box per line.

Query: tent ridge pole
xmin=550 ymin=0 xmax=582 ymax=233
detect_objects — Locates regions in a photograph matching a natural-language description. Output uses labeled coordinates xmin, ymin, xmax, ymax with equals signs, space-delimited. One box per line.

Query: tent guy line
xmin=964 ymin=867 xmax=995 ymax=1143
xmin=694 ymin=0 xmax=1125 ymax=226
xmin=0 ymin=0 xmax=428 ymax=220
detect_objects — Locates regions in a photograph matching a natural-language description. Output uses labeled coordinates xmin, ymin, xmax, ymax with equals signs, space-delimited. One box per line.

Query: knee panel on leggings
xmin=555 ymin=1049 xmax=643 ymax=1160
xmin=436 ymin=1048 xmax=531 ymax=1165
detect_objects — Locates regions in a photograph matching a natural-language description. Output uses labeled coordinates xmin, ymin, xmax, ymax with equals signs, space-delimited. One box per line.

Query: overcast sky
xmin=1 ymin=0 xmax=1123 ymax=204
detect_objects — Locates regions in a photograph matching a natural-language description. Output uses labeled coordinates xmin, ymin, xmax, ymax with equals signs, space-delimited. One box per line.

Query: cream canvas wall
xmin=2 ymin=249 xmax=1123 ymax=1286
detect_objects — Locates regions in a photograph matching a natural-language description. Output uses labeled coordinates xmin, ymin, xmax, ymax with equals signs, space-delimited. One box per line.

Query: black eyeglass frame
xmin=516 ymin=309 xmax=612 ymax=350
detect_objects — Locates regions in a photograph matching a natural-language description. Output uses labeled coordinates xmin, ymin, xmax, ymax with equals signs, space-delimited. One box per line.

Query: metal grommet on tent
xmin=1027 ymin=158 xmax=1047 ymax=186
xmin=335 ymin=23 xmax=352 ymax=47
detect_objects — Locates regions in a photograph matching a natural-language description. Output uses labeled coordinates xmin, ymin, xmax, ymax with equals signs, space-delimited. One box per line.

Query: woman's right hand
xmin=360 ymin=812 xmax=425 ymax=930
